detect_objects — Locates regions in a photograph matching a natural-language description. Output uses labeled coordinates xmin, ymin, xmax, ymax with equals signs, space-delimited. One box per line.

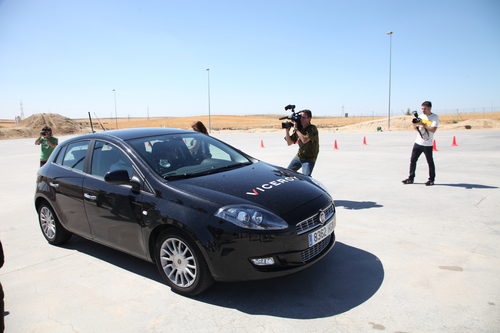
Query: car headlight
xmin=215 ymin=205 xmax=288 ymax=230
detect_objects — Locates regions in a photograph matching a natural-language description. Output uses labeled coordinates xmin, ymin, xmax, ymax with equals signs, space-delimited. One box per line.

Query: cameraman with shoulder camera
xmin=35 ymin=126 xmax=58 ymax=167
xmin=402 ymin=101 xmax=440 ymax=186
xmin=284 ymin=109 xmax=319 ymax=176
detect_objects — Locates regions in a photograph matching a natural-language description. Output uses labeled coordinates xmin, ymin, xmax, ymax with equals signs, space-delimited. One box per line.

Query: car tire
xmin=38 ymin=203 xmax=72 ymax=245
xmin=154 ymin=229 xmax=213 ymax=296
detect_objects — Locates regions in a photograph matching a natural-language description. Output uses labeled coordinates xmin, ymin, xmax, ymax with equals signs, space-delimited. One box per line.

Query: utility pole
xmin=112 ymin=89 xmax=118 ymax=129
xmin=386 ymin=31 xmax=393 ymax=130
xmin=206 ymin=68 xmax=211 ymax=133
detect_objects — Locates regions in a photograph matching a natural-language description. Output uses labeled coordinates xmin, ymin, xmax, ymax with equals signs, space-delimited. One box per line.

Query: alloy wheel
xmin=160 ymin=238 xmax=198 ymax=288
xmin=40 ymin=206 xmax=56 ymax=240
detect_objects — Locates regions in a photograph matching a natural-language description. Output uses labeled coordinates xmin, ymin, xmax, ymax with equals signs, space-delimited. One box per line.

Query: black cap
xmin=422 ymin=101 xmax=432 ymax=108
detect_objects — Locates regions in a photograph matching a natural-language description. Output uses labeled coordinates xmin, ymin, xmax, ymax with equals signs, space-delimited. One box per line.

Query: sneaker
xmin=425 ymin=180 xmax=434 ymax=186
xmin=402 ymin=178 xmax=414 ymax=184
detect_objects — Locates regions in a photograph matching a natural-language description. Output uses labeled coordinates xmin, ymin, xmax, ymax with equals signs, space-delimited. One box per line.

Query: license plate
xmin=308 ymin=220 xmax=334 ymax=247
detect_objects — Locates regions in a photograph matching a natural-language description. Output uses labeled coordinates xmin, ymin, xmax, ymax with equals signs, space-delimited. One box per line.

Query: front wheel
xmin=38 ymin=203 xmax=72 ymax=245
xmin=154 ymin=230 xmax=213 ymax=296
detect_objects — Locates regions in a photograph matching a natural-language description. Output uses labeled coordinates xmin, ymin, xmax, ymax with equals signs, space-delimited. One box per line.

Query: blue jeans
xmin=287 ymin=156 xmax=316 ymax=176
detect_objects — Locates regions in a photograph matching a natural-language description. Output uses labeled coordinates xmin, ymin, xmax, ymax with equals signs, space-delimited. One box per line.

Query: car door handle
xmin=84 ymin=193 xmax=97 ymax=200
xmin=49 ymin=182 xmax=59 ymax=188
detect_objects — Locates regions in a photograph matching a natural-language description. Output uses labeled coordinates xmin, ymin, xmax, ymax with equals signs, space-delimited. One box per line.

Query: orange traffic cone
xmin=433 ymin=140 xmax=438 ymax=151
xmin=452 ymin=136 xmax=458 ymax=146
xmin=334 ymin=140 xmax=338 ymax=150
xmin=260 ymin=139 xmax=265 ymax=148
xmin=363 ymin=136 xmax=367 ymax=145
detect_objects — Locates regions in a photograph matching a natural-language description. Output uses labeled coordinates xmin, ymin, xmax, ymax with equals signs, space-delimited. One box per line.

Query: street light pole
xmin=387 ymin=31 xmax=393 ymax=130
xmin=112 ymin=89 xmax=118 ymax=129
xmin=206 ymin=68 xmax=211 ymax=133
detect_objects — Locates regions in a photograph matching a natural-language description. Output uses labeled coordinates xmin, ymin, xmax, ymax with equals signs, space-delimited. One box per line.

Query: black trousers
xmin=0 ymin=282 xmax=3 ymax=332
xmin=409 ymin=143 xmax=435 ymax=181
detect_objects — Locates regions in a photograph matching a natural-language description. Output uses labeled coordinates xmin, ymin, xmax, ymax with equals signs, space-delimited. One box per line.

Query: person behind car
xmin=284 ymin=110 xmax=319 ymax=176
xmin=402 ymin=101 xmax=440 ymax=186
xmin=190 ymin=121 xmax=211 ymax=163
xmin=191 ymin=121 xmax=208 ymax=135
xmin=35 ymin=126 xmax=58 ymax=167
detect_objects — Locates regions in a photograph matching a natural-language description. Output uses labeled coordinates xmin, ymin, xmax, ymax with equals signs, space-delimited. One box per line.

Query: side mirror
xmin=104 ymin=170 xmax=141 ymax=193
xmin=104 ymin=170 xmax=130 ymax=184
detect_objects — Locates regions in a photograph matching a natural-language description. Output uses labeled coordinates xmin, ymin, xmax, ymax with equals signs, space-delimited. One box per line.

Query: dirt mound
xmin=0 ymin=113 xmax=87 ymax=140
xmin=441 ymin=119 xmax=500 ymax=130
xmin=0 ymin=127 xmax=35 ymax=139
xmin=21 ymin=113 xmax=83 ymax=134
xmin=331 ymin=116 xmax=412 ymax=132
xmin=325 ymin=116 xmax=500 ymax=132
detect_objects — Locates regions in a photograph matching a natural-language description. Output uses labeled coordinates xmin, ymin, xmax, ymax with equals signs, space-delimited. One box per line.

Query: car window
xmin=62 ymin=141 xmax=89 ymax=171
xmin=127 ymin=133 xmax=251 ymax=180
xmin=143 ymin=140 xmax=162 ymax=153
xmin=91 ymin=141 xmax=135 ymax=179
xmin=54 ymin=145 xmax=67 ymax=165
xmin=208 ymin=145 xmax=230 ymax=161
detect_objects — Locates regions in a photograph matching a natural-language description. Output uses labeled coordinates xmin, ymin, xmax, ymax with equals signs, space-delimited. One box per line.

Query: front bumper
xmin=206 ymin=215 xmax=336 ymax=282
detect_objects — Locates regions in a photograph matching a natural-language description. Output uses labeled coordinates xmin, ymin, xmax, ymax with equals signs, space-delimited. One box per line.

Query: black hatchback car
xmin=35 ymin=128 xmax=336 ymax=295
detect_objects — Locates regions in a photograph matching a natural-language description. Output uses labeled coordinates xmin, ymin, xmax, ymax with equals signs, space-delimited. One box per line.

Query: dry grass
xmin=70 ymin=112 xmax=500 ymax=131
xmin=2 ymin=112 xmax=500 ymax=131
xmin=439 ymin=112 xmax=500 ymax=123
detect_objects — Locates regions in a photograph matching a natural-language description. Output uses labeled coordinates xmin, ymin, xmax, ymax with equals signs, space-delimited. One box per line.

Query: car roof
xmin=70 ymin=128 xmax=194 ymax=142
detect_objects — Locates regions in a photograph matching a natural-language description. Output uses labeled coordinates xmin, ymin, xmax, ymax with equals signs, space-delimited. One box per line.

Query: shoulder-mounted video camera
xmin=280 ymin=104 xmax=302 ymax=130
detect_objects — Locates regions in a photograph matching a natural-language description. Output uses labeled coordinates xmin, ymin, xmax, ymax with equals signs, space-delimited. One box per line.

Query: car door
xmin=82 ymin=140 xmax=148 ymax=258
xmin=49 ymin=140 xmax=92 ymax=236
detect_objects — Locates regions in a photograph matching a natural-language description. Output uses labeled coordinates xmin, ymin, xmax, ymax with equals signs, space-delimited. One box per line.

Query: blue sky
xmin=0 ymin=0 xmax=499 ymax=119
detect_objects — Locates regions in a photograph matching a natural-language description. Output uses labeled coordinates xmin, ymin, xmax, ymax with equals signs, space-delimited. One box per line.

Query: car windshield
xmin=126 ymin=133 xmax=252 ymax=180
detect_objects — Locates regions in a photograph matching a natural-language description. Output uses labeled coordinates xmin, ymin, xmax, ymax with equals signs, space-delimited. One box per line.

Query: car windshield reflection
xmin=126 ymin=133 xmax=252 ymax=180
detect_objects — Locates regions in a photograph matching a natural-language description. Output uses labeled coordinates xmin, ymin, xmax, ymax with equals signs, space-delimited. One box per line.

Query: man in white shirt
xmin=402 ymin=101 xmax=440 ymax=186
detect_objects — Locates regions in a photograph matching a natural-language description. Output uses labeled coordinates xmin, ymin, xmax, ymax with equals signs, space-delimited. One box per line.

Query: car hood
xmin=166 ymin=161 xmax=329 ymax=217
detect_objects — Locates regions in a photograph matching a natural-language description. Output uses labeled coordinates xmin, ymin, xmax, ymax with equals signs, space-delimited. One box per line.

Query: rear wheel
xmin=38 ymin=203 xmax=72 ymax=245
xmin=154 ymin=229 xmax=213 ymax=296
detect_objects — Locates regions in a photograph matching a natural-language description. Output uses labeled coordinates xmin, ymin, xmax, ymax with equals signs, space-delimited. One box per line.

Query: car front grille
xmin=295 ymin=202 xmax=335 ymax=235
xmin=301 ymin=235 xmax=332 ymax=262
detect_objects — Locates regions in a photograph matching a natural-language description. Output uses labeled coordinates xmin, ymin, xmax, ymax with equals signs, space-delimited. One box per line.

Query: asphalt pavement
xmin=0 ymin=129 xmax=499 ymax=332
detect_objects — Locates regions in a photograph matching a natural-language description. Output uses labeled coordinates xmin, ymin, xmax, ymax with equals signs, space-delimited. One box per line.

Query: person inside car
xmin=190 ymin=121 xmax=211 ymax=163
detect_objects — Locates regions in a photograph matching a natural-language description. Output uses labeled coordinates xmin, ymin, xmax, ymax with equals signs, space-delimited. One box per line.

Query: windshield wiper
xmin=162 ymin=162 xmax=252 ymax=180
xmin=207 ymin=161 xmax=252 ymax=174
xmin=163 ymin=173 xmax=191 ymax=180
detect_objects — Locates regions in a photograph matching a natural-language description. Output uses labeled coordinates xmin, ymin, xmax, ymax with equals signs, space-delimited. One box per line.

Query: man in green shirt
xmin=284 ymin=110 xmax=319 ymax=176
xmin=35 ymin=126 xmax=58 ymax=167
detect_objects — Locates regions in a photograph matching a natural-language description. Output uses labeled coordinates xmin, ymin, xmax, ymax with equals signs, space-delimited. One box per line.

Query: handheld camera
xmin=412 ymin=111 xmax=432 ymax=125
xmin=280 ymin=105 xmax=302 ymax=130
